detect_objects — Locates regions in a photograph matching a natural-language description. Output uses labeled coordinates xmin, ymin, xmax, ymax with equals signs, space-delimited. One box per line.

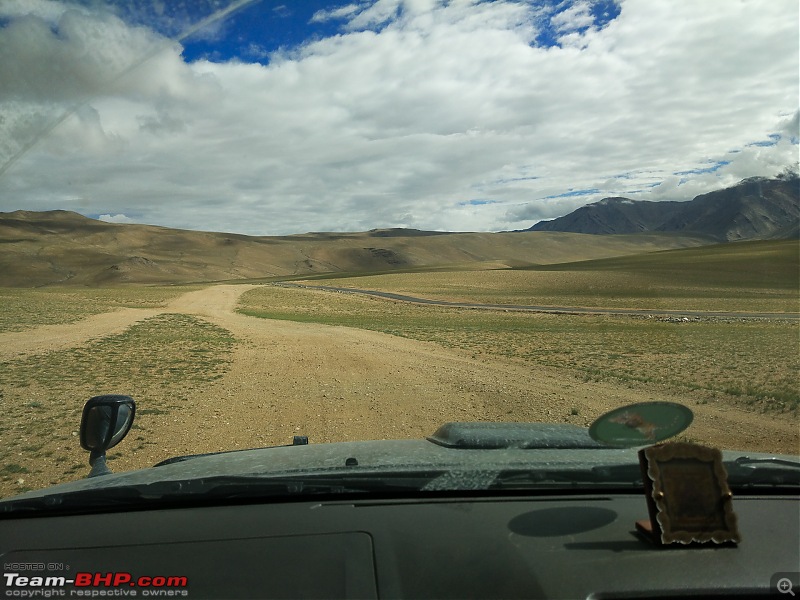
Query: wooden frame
xmin=636 ymin=442 xmax=741 ymax=545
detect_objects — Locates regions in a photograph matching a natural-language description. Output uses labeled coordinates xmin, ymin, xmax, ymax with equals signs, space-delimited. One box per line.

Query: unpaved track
xmin=0 ymin=286 xmax=252 ymax=360
xmin=0 ymin=308 xmax=165 ymax=360
xmin=4 ymin=285 xmax=798 ymax=473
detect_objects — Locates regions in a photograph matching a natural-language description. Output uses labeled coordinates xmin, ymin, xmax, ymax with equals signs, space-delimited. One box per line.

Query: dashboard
xmin=1 ymin=491 xmax=798 ymax=599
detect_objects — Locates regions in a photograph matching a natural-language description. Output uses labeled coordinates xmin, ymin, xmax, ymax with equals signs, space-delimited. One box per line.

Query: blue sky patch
xmin=746 ymin=133 xmax=782 ymax=147
xmin=534 ymin=0 xmax=621 ymax=48
xmin=459 ymin=199 xmax=497 ymax=206
xmin=544 ymin=188 xmax=601 ymax=199
xmin=112 ymin=0 xmax=625 ymax=60
xmin=674 ymin=161 xmax=730 ymax=176
xmin=180 ymin=1 xmax=347 ymax=63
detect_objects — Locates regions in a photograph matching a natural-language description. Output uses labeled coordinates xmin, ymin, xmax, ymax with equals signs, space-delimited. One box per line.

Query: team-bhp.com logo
xmin=4 ymin=572 xmax=188 ymax=597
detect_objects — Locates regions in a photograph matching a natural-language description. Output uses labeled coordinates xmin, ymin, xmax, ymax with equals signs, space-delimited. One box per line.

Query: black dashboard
xmin=1 ymin=491 xmax=798 ymax=599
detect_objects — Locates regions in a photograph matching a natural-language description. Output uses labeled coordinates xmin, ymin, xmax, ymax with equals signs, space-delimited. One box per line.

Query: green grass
xmin=0 ymin=286 xmax=199 ymax=333
xmin=1 ymin=464 xmax=29 ymax=475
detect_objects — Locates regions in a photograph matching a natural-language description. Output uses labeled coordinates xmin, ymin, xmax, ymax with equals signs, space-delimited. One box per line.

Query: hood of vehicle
xmin=2 ymin=425 xmax=797 ymax=504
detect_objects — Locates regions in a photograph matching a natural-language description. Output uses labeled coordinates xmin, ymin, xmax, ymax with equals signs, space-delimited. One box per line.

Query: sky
xmin=0 ymin=0 xmax=797 ymax=235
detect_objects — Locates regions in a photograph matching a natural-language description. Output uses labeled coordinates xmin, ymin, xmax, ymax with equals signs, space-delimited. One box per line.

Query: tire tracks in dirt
xmin=0 ymin=285 xmax=256 ymax=360
xmin=0 ymin=307 xmax=164 ymax=360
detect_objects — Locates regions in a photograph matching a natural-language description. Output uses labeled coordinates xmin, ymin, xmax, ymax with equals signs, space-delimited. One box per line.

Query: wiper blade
xmin=493 ymin=465 xmax=644 ymax=487
xmin=1 ymin=485 xmax=148 ymax=514
xmin=731 ymin=456 xmax=800 ymax=469
xmin=0 ymin=473 xmax=440 ymax=516
xmin=725 ymin=456 xmax=800 ymax=487
xmin=487 ymin=458 xmax=800 ymax=490
xmin=423 ymin=465 xmax=646 ymax=492
xmin=187 ymin=473 xmax=436 ymax=499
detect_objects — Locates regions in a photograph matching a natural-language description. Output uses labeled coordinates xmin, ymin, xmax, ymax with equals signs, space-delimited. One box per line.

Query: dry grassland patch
xmin=0 ymin=313 xmax=234 ymax=497
xmin=312 ymin=269 xmax=799 ymax=313
xmin=239 ymin=285 xmax=800 ymax=414
xmin=309 ymin=240 xmax=799 ymax=313
xmin=2 ymin=263 xmax=796 ymax=499
xmin=0 ymin=286 xmax=195 ymax=333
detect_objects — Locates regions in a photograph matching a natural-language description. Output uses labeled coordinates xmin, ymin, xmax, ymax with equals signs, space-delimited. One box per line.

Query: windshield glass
xmin=0 ymin=0 xmax=798 ymax=501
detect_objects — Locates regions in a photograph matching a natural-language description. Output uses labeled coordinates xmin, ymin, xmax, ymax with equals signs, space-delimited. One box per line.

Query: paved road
xmin=280 ymin=283 xmax=800 ymax=320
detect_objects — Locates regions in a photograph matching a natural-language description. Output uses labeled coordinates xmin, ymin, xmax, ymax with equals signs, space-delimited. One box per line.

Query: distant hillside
xmin=0 ymin=210 xmax=714 ymax=287
xmin=529 ymin=177 xmax=799 ymax=241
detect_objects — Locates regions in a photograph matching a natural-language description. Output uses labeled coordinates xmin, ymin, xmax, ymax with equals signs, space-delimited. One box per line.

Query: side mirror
xmin=80 ymin=395 xmax=136 ymax=477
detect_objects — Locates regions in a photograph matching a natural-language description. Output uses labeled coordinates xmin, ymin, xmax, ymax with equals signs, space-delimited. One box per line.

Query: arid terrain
xmin=1 ymin=212 xmax=797 ymax=498
xmin=1 ymin=282 xmax=797 ymax=498
xmin=0 ymin=210 xmax=718 ymax=287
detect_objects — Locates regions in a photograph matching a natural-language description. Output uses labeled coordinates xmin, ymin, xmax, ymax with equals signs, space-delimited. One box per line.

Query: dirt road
xmin=2 ymin=284 xmax=797 ymax=495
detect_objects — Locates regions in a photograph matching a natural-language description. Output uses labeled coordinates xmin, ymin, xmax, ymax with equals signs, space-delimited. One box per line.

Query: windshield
xmin=0 ymin=0 xmax=798 ymax=502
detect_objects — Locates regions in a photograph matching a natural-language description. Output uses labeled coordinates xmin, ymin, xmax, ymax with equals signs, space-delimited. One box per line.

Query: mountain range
xmin=528 ymin=176 xmax=799 ymax=241
xmin=0 ymin=211 xmax=713 ymax=287
xmin=2 ymin=176 xmax=797 ymax=287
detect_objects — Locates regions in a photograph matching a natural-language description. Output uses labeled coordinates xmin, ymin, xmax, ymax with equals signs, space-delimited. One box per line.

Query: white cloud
xmin=345 ymin=0 xmax=403 ymax=30
xmin=310 ymin=3 xmax=363 ymax=23
xmin=551 ymin=1 xmax=594 ymax=33
xmin=98 ymin=213 xmax=134 ymax=223
xmin=0 ymin=0 xmax=77 ymax=22
xmin=0 ymin=0 xmax=797 ymax=235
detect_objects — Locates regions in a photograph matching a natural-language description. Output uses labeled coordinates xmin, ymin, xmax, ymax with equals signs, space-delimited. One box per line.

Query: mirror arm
xmin=88 ymin=450 xmax=112 ymax=478
xmin=80 ymin=395 xmax=135 ymax=478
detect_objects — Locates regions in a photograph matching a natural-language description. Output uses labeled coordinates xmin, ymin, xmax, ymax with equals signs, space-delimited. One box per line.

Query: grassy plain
xmin=0 ymin=286 xmax=194 ymax=333
xmin=0 ymin=313 xmax=234 ymax=492
xmin=239 ymin=286 xmax=798 ymax=411
xmin=239 ymin=240 xmax=800 ymax=413
xmin=302 ymin=240 xmax=799 ymax=314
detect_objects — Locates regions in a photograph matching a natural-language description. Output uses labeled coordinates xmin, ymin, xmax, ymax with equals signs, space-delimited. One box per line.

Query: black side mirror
xmin=80 ymin=395 xmax=136 ymax=477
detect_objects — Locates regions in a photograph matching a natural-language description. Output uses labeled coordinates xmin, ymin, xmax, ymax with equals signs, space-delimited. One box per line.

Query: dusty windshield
xmin=0 ymin=0 xmax=798 ymax=499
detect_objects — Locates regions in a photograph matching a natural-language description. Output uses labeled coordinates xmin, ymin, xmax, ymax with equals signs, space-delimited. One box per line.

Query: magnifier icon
xmin=778 ymin=578 xmax=795 ymax=596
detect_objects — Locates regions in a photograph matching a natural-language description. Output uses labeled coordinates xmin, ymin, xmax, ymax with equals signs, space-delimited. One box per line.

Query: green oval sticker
xmin=589 ymin=402 xmax=694 ymax=447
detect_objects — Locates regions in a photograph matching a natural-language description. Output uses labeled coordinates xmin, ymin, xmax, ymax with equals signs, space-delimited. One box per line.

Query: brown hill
xmin=0 ymin=210 xmax=717 ymax=287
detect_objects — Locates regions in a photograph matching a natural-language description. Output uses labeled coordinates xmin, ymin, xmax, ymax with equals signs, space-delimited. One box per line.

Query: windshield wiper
xmin=487 ymin=464 xmax=645 ymax=490
xmin=419 ymin=464 xmax=646 ymax=492
xmin=481 ymin=458 xmax=800 ymax=491
xmin=0 ymin=473 xmax=442 ymax=516
xmin=725 ymin=456 xmax=800 ymax=487
xmin=730 ymin=456 xmax=800 ymax=468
